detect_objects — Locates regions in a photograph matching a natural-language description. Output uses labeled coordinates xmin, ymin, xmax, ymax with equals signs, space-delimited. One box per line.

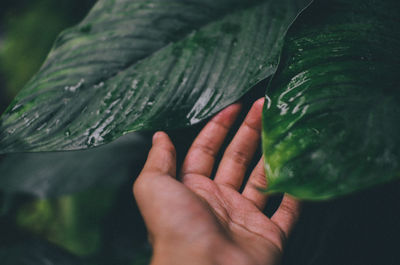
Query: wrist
xmin=151 ymin=236 xmax=251 ymax=265
xmin=151 ymin=236 xmax=219 ymax=265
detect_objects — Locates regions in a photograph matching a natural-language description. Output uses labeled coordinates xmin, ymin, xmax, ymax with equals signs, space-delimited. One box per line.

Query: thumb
xmin=133 ymin=132 xmax=177 ymax=238
xmin=138 ymin=131 xmax=177 ymax=180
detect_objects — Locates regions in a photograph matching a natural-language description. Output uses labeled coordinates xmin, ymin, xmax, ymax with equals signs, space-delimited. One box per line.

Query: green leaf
xmin=0 ymin=239 xmax=83 ymax=265
xmin=0 ymin=133 xmax=150 ymax=197
xmin=0 ymin=0 xmax=310 ymax=153
xmin=15 ymin=188 xmax=116 ymax=256
xmin=262 ymin=0 xmax=400 ymax=199
xmin=0 ymin=0 xmax=95 ymax=100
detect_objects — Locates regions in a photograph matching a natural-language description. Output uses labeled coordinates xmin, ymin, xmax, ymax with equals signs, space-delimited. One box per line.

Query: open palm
xmin=134 ymin=99 xmax=301 ymax=265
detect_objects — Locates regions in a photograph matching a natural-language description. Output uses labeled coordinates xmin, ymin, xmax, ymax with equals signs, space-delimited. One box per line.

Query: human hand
xmin=133 ymin=98 xmax=301 ymax=265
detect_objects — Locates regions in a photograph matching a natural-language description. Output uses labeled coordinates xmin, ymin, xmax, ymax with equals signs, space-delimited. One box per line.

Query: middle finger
xmin=214 ymin=98 xmax=264 ymax=190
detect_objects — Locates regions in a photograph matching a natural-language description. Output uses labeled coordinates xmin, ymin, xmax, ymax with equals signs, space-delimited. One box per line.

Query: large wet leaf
xmin=262 ymin=0 xmax=400 ymax=199
xmin=0 ymin=0 xmax=310 ymax=153
xmin=0 ymin=133 xmax=150 ymax=197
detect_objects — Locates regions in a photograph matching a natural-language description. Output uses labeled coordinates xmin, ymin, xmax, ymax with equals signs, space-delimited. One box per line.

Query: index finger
xmin=180 ymin=103 xmax=241 ymax=180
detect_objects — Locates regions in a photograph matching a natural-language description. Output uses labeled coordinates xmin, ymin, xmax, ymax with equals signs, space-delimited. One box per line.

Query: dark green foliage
xmin=0 ymin=185 xmax=152 ymax=265
xmin=0 ymin=239 xmax=83 ymax=265
xmin=262 ymin=0 xmax=400 ymax=199
xmin=0 ymin=133 xmax=149 ymax=197
xmin=0 ymin=0 xmax=400 ymax=263
xmin=0 ymin=0 xmax=96 ymax=100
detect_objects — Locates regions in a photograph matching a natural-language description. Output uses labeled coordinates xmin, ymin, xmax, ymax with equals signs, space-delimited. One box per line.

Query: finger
xmin=214 ymin=98 xmax=264 ymax=189
xmin=139 ymin=131 xmax=177 ymax=179
xmin=133 ymin=132 xmax=177 ymax=207
xmin=181 ymin=103 xmax=241 ymax=180
xmin=242 ymin=157 xmax=268 ymax=210
xmin=271 ymin=194 xmax=301 ymax=239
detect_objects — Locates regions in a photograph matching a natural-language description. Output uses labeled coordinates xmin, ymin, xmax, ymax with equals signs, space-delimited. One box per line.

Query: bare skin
xmin=133 ymin=98 xmax=301 ymax=265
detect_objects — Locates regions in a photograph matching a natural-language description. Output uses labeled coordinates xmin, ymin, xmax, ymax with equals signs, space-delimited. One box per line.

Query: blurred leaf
xmin=16 ymin=188 xmax=116 ymax=257
xmin=0 ymin=238 xmax=83 ymax=265
xmin=0 ymin=0 xmax=96 ymax=101
xmin=0 ymin=133 xmax=150 ymax=197
xmin=0 ymin=5 xmax=70 ymax=98
xmin=12 ymin=186 xmax=152 ymax=264
xmin=0 ymin=0 xmax=311 ymax=153
xmin=262 ymin=0 xmax=400 ymax=199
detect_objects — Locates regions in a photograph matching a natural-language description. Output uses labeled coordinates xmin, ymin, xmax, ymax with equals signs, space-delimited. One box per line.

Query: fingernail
xmin=253 ymin=97 xmax=265 ymax=111
xmin=256 ymin=97 xmax=265 ymax=105
xmin=152 ymin=131 xmax=162 ymax=144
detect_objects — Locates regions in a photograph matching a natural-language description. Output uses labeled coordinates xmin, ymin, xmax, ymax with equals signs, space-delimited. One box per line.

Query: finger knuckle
xmin=192 ymin=140 xmax=217 ymax=157
xmin=251 ymin=171 xmax=267 ymax=188
xmin=244 ymin=119 xmax=261 ymax=134
xmin=160 ymin=144 xmax=176 ymax=158
xmin=279 ymin=199 xmax=299 ymax=220
xmin=153 ymin=145 xmax=176 ymax=163
xmin=227 ymin=149 xmax=250 ymax=166
xmin=211 ymin=119 xmax=231 ymax=131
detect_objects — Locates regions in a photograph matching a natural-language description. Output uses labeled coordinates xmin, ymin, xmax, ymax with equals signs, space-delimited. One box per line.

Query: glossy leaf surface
xmin=0 ymin=0 xmax=310 ymax=153
xmin=262 ymin=0 xmax=400 ymax=199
